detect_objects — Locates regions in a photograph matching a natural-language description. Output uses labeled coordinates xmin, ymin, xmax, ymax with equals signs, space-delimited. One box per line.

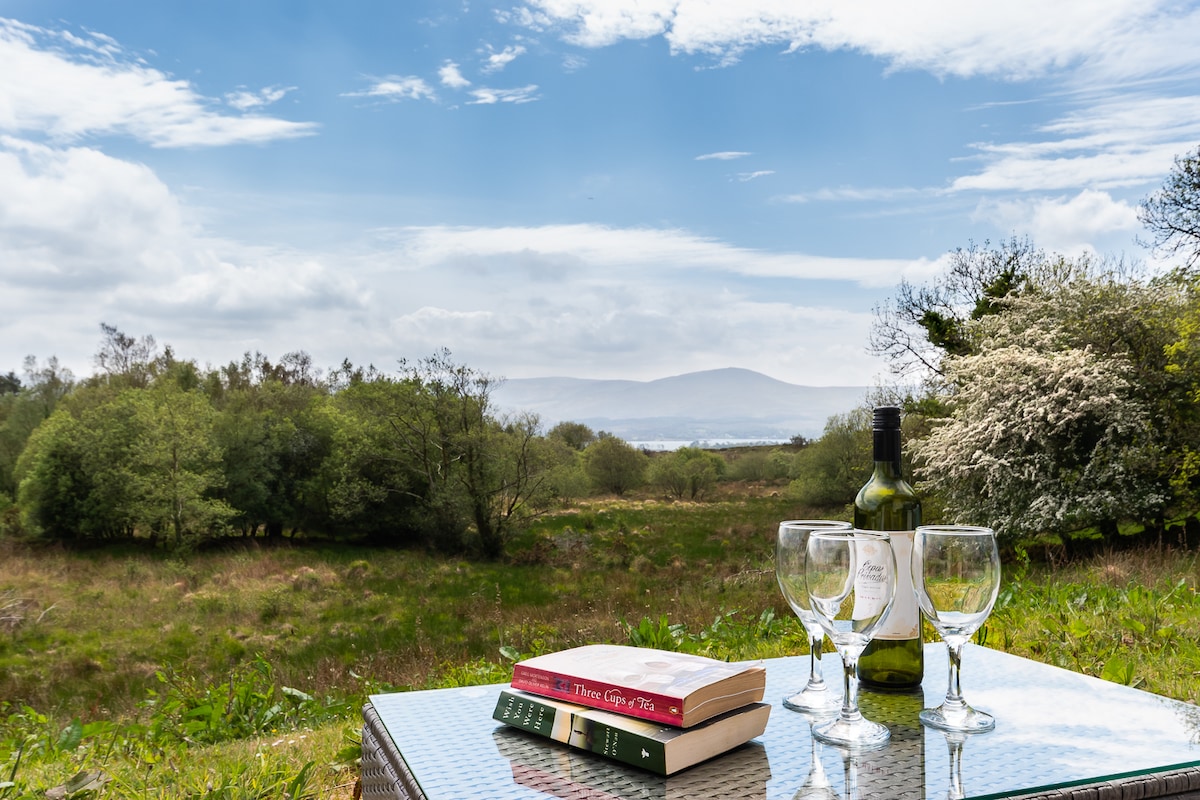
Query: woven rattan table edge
xmin=1003 ymin=766 xmax=1200 ymax=800
xmin=362 ymin=702 xmax=424 ymax=800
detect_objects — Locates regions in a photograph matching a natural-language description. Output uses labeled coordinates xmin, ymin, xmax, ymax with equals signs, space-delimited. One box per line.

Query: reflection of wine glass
xmin=791 ymin=724 xmax=842 ymax=800
xmin=777 ymin=520 xmax=853 ymax=713
xmin=912 ymin=525 xmax=1001 ymax=733
xmin=805 ymin=529 xmax=896 ymax=749
xmin=943 ymin=731 xmax=967 ymax=800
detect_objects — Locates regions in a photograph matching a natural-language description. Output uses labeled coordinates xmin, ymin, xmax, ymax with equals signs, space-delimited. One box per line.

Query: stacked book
xmin=491 ymin=643 xmax=770 ymax=776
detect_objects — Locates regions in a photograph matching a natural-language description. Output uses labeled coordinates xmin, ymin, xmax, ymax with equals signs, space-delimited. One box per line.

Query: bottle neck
xmin=872 ymin=426 xmax=903 ymax=475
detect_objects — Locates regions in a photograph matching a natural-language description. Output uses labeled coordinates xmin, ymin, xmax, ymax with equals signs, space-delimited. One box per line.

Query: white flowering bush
xmin=918 ymin=344 xmax=1164 ymax=539
xmin=915 ymin=271 xmax=1187 ymax=542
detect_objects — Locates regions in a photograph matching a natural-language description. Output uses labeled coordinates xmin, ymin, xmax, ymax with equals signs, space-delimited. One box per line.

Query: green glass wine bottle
xmin=854 ymin=405 xmax=923 ymax=691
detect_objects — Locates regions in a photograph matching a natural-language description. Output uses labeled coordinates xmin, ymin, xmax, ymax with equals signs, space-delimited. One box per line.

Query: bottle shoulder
xmin=854 ymin=474 xmax=920 ymax=505
xmin=854 ymin=473 xmax=921 ymax=529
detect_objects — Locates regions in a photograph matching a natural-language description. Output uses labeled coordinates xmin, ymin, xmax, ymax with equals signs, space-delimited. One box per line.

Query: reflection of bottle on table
xmin=856 ymin=687 xmax=926 ymax=799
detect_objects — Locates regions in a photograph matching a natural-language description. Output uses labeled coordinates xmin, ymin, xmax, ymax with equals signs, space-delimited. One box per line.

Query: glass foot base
xmin=783 ymin=686 xmax=840 ymax=713
xmin=811 ymin=716 xmax=891 ymax=750
xmin=920 ymin=704 xmax=995 ymax=733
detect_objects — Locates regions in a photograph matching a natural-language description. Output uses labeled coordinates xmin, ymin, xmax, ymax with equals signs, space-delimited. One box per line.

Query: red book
xmin=510 ymin=644 xmax=766 ymax=728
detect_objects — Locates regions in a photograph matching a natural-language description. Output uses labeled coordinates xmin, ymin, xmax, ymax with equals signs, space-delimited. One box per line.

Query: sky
xmin=2 ymin=1 xmax=1199 ymax=388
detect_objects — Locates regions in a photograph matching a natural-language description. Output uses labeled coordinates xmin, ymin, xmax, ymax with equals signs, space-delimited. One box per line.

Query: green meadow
xmin=3 ymin=487 xmax=1200 ymax=798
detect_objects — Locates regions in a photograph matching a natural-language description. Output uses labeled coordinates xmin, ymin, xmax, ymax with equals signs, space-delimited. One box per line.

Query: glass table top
xmin=368 ymin=644 xmax=1200 ymax=799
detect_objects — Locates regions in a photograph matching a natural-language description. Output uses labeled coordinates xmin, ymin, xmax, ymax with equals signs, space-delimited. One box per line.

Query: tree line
xmin=0 ymin=335 xmax=794 ymax=556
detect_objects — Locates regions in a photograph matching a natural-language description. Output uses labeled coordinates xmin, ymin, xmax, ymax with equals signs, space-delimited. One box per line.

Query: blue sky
xmin=2 ymin=2 xmax=1199 ymax=387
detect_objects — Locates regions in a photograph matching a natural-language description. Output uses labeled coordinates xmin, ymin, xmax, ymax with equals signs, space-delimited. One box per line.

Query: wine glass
xmin=777 ymin=520 xmax=853 ymax=713
xmin=912 ymin=524 xmax=1001 ymax=733
xmin=805 ymin=529 xmax=896 ymax=749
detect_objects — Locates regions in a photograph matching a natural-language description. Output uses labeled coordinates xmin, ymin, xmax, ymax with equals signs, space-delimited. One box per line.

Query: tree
xmin=344 ymin=350 xmax=556 ymax=558
xmin=21 ymin=356 xmax=74 ymax=418
xmin=0 ymin=375 xmax=62 ymax=499
xmin=648 ymin=447 xmax=725 ymax=500
xmin=129 ymin=385 xmax=234 ymax=546
xmin=787 ymin=410 xmax=872 ymax=507
xmin=582 ymin=435 xmax=647 ymax=496
xmin=13 ymin=410 xmax=94 ymax=539
xmin=869 ymin=236 xmax=1045 ymax=379
xmin=918 ymin=342 xmax=1162 ymax=542
xmin=914 ymin=268 xmax=1186 ymax=542
xmin=94 ymin=323 xmax=158 ymax=389
xmin=547 ymin=421 xmax=596 ymax=451
xmin=0 ymin=372 xmax=19 ymax=395
xmin=1162 ymin=271 xmax=1200 ymax=508
xmin=1139 ymin=144 xmax=1200 ymax=268
xmin=285 ymin=380 xmax=436 ymax=544
xmin=15 ymin=381 xmax=234 ymax=546
xmin=727 ymin=448 xmax=792 ymax=482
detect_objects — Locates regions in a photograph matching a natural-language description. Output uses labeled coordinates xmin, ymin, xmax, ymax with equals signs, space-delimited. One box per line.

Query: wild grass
xmin=3 ymin=486 xmax=1200 ymax=797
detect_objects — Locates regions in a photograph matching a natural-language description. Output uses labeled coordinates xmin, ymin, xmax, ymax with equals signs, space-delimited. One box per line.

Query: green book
xmin=492 ymin=687 xmax=770 ymax=776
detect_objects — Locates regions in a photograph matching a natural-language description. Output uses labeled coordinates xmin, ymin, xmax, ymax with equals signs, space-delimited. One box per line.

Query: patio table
xmin=361 ymin=643 xmax=1200 ymax=799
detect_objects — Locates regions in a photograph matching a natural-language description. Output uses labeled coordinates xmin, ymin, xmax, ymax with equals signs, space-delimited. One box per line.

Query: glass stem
xmin=840 ymin=654 xmax=864 ymax=723
xmin=806 ymin=634 xmax=827 ymax=690
xmin=943 ymin=640 xmax=966 ymax=712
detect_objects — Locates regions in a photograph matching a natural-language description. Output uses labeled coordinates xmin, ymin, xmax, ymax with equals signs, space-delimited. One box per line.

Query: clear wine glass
xmin=912 ymin=524 xmax=1001 ymax=733
xmin=777 ymin=520 xmax=853 ymax=713
xmin=805 ymin=529 xmax=896 ymax=749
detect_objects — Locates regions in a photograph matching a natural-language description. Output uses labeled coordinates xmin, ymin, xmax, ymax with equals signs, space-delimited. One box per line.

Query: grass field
xmin=3 ymin=486 xmax=1200 ymax=797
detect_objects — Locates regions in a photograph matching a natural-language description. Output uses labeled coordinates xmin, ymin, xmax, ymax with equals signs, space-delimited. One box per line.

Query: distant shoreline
xmin=629 ymin=438 xmax=792 ymax=451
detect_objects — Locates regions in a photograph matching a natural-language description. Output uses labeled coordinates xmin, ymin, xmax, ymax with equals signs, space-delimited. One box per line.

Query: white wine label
xmin=851 ymin=537 xmax=892 ymax=622
xmin=877 ymin=531 xmax=919 ymax=639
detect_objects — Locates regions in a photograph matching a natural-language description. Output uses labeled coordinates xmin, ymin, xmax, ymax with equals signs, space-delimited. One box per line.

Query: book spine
xmin=510 ymin=664 xmax=685 ymax=726
xmin=493 ymin=691 xmax=669 ymax=775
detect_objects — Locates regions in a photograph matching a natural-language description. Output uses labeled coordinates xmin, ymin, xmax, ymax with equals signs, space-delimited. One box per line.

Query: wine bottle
xmin=854 ymin=405 xmax=923 ymax=690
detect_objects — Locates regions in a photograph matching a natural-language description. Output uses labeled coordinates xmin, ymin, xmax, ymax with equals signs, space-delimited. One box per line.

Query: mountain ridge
xmin=491 ymin=368 xmax=867 ymax=442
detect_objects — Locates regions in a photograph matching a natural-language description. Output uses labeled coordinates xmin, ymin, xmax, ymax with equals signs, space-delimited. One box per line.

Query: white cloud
xmin=561 ymin=53 xmax=588 ymax=71
xmin=696 ymin=151 xmax=750 ymax=160
xmin=0 ymin=18 xmax=316 ymax=147
xmin=483 ymin=44 xmax=527 ymax=73
xmin=224 ymin=85 xmax=295 ymax=111
xmin=0 ymin=134 xmax=369 ymax=374
xmin=521 ymin=0 xmax=675 ymax=47
xmin=439 ymin=61 xmax=471 ymax=88
xmin=973 ymin=189 xmax=1140 ymax=254
xmin=736 ymin=170 xmax=774 ymax=182
xmin=0 ymin=136 xmax=190 ymax=288
xmin=343 ymin=75 xmax=437 ymax=102
xmin=127 ymin=251 xmax=368 ymax=321
xmin=385 ymin=296 xmax=883 ymax=385
xmin=952 ymin=94 xmax=1200 ymax=193
xmin=2 ymin=207 xmax=909 ymax=384
xmin=781 ymin=186 xmax=926 ymax=203
xmin=378 ymin=223 xmax=940 ymax=287
xmin=517 ymin=1 xmax=1200 ymax=83
xmin=467 ymin=85 xmax=540 ymax=104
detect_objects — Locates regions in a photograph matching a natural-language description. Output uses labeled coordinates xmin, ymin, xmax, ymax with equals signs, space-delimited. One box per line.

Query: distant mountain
xmin=491 ymin=368 xmax=867 ymax=443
